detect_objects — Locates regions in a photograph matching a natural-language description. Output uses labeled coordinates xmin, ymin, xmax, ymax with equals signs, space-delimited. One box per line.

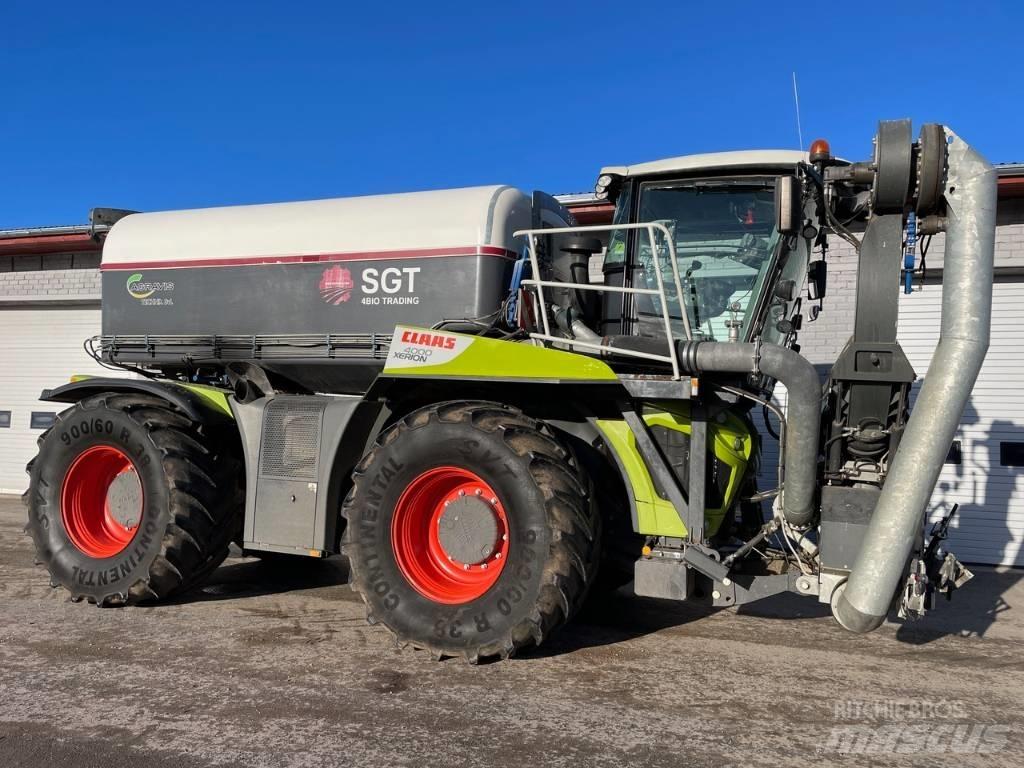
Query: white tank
xmin=102 ymin=185 xmax=530 ymax=268
xmin=100 ymin=185 xmax=532 ymax=392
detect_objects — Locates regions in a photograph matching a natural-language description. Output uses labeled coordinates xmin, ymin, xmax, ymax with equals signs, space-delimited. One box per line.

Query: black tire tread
xmin=24 ymin=392 xmax=243 ymax=605
xmin=342 ymin=400 xmax=600 ymax=662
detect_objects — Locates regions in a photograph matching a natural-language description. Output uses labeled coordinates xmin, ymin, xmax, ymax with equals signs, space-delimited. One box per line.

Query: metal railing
xmin=512 ymin=222 xmax=691 ymax=380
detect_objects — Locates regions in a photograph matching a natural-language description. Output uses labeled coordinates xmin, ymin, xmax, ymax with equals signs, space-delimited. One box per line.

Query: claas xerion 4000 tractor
xmin=25 ymin=120 xmax=993 ymax=660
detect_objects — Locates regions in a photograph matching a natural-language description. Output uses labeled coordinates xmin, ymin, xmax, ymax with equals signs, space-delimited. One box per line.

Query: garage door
xmin=898 ymin=277 xmax=1024 ymax=566
xmin=0 ymin=304 xmax=116 ymax=494
xmin=755 ymin=278 xmax=1023 ymax=567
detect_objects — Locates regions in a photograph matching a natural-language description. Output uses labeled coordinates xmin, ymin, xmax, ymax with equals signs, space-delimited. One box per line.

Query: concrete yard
xmin=1 ymin=494 xmax=1021 ymax=767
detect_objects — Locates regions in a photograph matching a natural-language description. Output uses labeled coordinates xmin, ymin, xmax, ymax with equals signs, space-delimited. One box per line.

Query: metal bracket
xmin=681 ymin=546 xmax=729 ymax=583
xmin=621 ymin=407 xmax=691 ymax=531
xmin=621 ymin=400 xmax=708 ymax=545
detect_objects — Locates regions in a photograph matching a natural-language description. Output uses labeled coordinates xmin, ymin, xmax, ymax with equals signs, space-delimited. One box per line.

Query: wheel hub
xmin=105 ymin=469 xmax=143 ymax=529
xmin=61 ymin=445 xmax=143 ymax=559
xmin=391 ymin=466 xmax=509 ymax=604
xmin=437 ymin=495 xmax=500 ymax=565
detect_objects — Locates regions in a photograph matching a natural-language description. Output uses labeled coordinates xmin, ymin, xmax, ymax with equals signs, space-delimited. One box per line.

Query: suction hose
xmin=833 ymin=130 xmax=996 ymax=633
xmin=558 ymin=330 xmax=822 ymax=529
xmin=686 ymin=342 xmax=821 ymax=528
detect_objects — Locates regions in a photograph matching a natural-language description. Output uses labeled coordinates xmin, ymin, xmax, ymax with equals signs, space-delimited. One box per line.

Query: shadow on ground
xmin=162 ymin=549 xmax=1021 ymax=655
xmin=164 ymin=554 xmax=352 ymax=605
xmin=894 ymin=566 xmax=1023 ymax=644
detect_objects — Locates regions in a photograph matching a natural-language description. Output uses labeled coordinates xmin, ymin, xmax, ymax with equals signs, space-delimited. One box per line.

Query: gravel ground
xmin=1 ymin=494 xmax=1022 ymax=767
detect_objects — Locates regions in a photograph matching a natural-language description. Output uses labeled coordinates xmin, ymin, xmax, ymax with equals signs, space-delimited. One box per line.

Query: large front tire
xmin=24 ymin=393 xmax=243 ymax=605
xmin=342 ymin=401 xmax=600 ymax=662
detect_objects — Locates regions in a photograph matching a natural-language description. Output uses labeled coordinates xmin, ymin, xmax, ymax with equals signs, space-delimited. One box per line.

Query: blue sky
xmin=1 ymin=1 xmax=1017 ymax=227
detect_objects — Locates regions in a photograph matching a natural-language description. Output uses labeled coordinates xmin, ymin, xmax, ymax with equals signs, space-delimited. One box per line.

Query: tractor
xmin=25 ymin=120 xmax=992 ymax=660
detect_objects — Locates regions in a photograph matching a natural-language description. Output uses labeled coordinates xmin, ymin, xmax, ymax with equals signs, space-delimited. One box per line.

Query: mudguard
xmin=41 ymin=377 xmax=234 ymax=423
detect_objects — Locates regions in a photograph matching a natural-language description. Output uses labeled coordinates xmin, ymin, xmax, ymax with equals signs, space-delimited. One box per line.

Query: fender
xmin=41 ymin=377 xmax=234 ymax=424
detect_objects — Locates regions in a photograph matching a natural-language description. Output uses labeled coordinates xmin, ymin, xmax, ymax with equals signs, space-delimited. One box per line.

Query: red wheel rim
xmin=391 ymin=466 xmax=509 ymax=604
xmin=61 ymin=445 xmax=143 ymax=558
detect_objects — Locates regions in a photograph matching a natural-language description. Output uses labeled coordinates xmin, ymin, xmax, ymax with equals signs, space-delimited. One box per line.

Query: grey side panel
xmin=252 ymin=397 xmax=327 ymax=550
xmin=819 ymin=486 xmax=880 ymax=572
xmin=102 ymin=255 xmax=513 ymax=338
xmin=233 ymin=394 xmax=381 ymax=555
xmin=314 ymin=397 xmax=384 ymax=552
xmin=233 ymin=397 xmax=268 ymax=546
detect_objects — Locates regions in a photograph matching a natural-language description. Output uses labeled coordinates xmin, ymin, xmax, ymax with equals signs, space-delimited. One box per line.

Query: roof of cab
xmin=601 ymin=149 xmax=809 ymax=179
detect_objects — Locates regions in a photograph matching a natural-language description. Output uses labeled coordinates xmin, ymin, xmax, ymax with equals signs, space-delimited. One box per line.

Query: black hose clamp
xmin=675 ymin=339 xmax=702 ymax=373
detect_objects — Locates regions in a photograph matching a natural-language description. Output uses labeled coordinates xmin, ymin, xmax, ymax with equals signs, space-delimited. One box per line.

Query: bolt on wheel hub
xmin=437 ymin=495 xmax=501 ymax=565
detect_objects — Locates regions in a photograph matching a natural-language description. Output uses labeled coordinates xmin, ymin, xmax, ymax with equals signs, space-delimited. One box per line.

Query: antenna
xmin=792 ymin=71 xmax=804 ymax=150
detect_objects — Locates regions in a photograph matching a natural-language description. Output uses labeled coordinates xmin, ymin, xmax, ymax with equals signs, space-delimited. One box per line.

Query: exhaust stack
xmin=833 ymin=130 xmax=996 ymax=633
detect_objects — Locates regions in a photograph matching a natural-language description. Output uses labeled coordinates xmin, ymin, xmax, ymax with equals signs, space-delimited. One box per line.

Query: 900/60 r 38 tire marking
xmin=23 ymin=392 xmax=243 ymax=606
xmin=342 ymin=401 xmax=600 ymax=662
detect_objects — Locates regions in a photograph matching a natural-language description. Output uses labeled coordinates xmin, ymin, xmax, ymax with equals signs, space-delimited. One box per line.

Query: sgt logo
xmin=360 ymin=267 xmax=421 ymax=306
xmin=319 ymin=265 xmax=355 ymax=305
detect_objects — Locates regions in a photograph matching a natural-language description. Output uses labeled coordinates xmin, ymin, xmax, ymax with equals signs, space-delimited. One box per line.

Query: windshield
xmin=632 ymin=180 xmax=780 ymax=340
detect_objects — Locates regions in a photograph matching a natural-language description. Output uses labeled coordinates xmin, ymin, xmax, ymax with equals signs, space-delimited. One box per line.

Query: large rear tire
xmin=24 ymin=393 xmax=243 ymax=605
xmin=342 ymin=401 xmax=600 ymax=662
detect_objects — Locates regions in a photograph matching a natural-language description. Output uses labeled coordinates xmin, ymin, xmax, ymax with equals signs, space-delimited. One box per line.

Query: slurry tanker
xmin=25 ymin=120 xmax=989 ymax=660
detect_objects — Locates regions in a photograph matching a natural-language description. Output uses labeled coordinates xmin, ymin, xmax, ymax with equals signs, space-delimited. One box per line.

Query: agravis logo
xmin=319 ymin=265 xmax=355 ymax=305
xmin=126 ymin=273 xmax=175 ymax=304
xmin=126 ymin=272 xmax=154 ymax=299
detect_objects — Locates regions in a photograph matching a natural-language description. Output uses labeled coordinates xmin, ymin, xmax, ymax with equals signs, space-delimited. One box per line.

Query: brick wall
xmin=794 ymin=237 xmax=858 ymax=366
xmin=756 ymin=212 xmax=1024 ymax=493
xmin=797 ymin=210 xmax=1024 ymax=367
xmin=0 ymin=252 xmax=101 ymax=301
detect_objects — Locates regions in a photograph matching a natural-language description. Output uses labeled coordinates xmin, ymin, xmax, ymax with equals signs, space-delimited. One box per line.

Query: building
xmin=2 ymin=165 xmax=1022 ymax=565
xmin=0 ymin=225 xmax=119 ymax=494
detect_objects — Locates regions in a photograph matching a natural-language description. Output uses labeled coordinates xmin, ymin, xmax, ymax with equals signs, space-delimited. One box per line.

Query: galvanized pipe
xmin=833 ymin=130 xmax=996 ymax=633
xmin=686 ymin=342 xmax=821 ymax=528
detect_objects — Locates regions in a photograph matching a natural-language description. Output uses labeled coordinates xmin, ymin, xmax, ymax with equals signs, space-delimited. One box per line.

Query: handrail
xmin=512 ymin=222 xmax=691 ymax=380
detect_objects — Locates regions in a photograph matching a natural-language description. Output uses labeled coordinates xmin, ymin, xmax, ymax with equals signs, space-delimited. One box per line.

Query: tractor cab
xmin=594 ymin=151 xmax=812 ymax=351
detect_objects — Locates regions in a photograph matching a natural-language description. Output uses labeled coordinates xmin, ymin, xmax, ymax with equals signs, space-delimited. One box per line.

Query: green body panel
xmin=69 ymin=375 xmax=235 ymax=419
xmin=382 ymin=326 xmax=618 ymax=381
xmin=176 ymin=382 xmax=235 ymax=418
xmin=596 ymin=403 xmax=754 ymax=538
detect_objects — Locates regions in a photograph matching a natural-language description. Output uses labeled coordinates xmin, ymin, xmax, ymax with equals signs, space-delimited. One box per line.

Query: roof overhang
xmin=0 ymin=226 xmax=101 ymax=256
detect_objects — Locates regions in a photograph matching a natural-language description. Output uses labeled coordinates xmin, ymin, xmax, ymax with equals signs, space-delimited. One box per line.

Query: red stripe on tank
xmin=101 ymin=244 xmax=518 ymax=271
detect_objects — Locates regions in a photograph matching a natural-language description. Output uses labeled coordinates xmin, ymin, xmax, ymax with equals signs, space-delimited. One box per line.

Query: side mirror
xmin=808 ymin=260 xmax=827 ymax=300
xmin=774 ymin=175 xmax=801 ymax=235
